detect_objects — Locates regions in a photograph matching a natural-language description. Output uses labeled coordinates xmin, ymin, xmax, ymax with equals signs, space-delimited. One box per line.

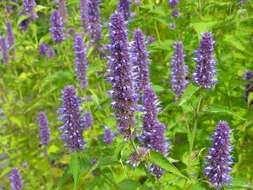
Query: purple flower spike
xmin=37 ymin=112 xmax=50 ymax=146
xmin=130 ymin=29 xmax=150 ymax=100
xmin=84 ymin=112 xmax=93 ymax=129
xmin=50 ymin=10 xmax=64 ymax=43
xmin=204 ymin=121 xmax=233 ymax=188
xmin=103 ymin=128 xmax=114 ymax=144
xmin=6 ymin=22 xmax=15 ymax=48
xmin=108 ymin=12 xmax=136 ymax=139
xmin=80 ymin=0 xmax=88 ymax=32
xmin=22 ymin=0 xmax=37 ymax=19
xmin=9 ymin=168 xmax=22 ymax=190
xmin=58 ymin=85 xmax=85 ymax=152
xmin=117 ymin=0 xmax=131 ymax=20
xmin=87 ymin=0 xmax=102 ymax=43
xmin=140 ymin=86 xmax=168 ymax=177
xmin=192 ymin=32 xmax=217 ymax=89
xmin=39 ymin=43 xmax=55 ymax=58
xmin=0 ymin=37 xmax=9 ymax=64
xmin=168 ymin=0 xmax=179 ymax=8
xmin=170 ymin=41 xmax=188 ymax=98
xmin=74 ymin=34 xmax=88 ymax=89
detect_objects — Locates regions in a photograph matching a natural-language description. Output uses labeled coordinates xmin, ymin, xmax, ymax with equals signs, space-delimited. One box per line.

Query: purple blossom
xmin=192 ymin=32 xmax=217 ymax=89
xmin=172 ymin=9 xmax=179 ymax=17
xmin=6 ymin=22 xmax=15 ymax=48
xmin=168 ymin=0 xmax=179 ymax=8
xmin=243 ymin=70 xmax=253 ymax=104
xmin=74 ymin=33 xmax=88 ymax=89
xmin=140 ymin=86 xmax=168 ymax=177
xmin=80 ymin=0 xmax=88 ymax=32
xmin=87 ymin=0 xmax=102 ymax=43
xmin=170 ymin=41 xmax=188 ymax=98
xmin=204 ymin=121 xmax=233 ymax=188
xmin=21 ymin=0 xmax=37 ymax=19
xmin=0 ymin=37 xmax=9 ymax=64
xmin=108 ymin=12 xmax=136 ymax=139
xmin=9 ymin=168 xmax=22 ymax=190
xmin=130 ymin=29 xmax=150 ymax=100
xmin=117 ymin=0 xmax=131 ymax=20
xmin=58 ymin=85 xmax=85 ymax=152
xmin=39 ymin=43 xmax=55 ymax=58
xmin=37 ymin=112 xmax=50 ymax=146
xmin=19 ymin=19 xmax=30 ymax=31
xmin=243 ymin=71 xmax=253 ymax=81
xmin=128 ymin=147 xmax=149 ymax=167
xmin=103 ymin=128 xmax=114 ymax=144
xmin=50 ymin=10 xmax=64 ymax=43
xmin=84 ymin=112 xmax=93 ymax=129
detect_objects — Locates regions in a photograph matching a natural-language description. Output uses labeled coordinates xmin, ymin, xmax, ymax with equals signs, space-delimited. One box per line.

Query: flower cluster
xmin=117 ymin=0 xmax=131 ymax=20
xmin=168 ymin=0 xmax=179 ymax=8
xmin=9 ymin=168 xmax=23 ymax=190
xmin=130 ymin=29 xmax=150 ymax=100
xmin=243 ymin=70 xmax=253 ymax=104
xmin=74 ymin=33 xmax=88 ymax=89
xmin=170 ymin=41 xmax=188 ymax=98
xmin=50 ymin=10 xmax=64 ymax=43
xmin=103 ymin=128 xmax=114 ymax=144
xmin=192 ymin=32 xmax=217 ymax=89
xmin=108 ymin=12 xmax=136 ymax=139
xmin=39 ymin=43 xmax=55 ymax=58
xmin=37 ymin=112 xmax=50 ymax=146
xmin=58 ymin=85 xmax=85 ymax=151
xmin=140 ymin=86 xmax=168 ymax=177
xmin=6 ymin=22 xmax=15 ymax=48
xmin=204 ymin=121 xmax=233 ymax=188
xmin=19 ymin=0 xmax=37 ymax=30
xmin=87 ymin=0 xmax=102 ymax=44
xmin=83 ymin=112 xmax=93 ymax=129
xmin=80 ymin=0 xmax=88 ymax=31
xmin=0 ymin=36 xmax=9 ymax=64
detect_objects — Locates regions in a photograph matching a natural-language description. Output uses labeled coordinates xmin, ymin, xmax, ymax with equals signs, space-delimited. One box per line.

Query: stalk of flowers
xmin=117 ymin=0 xmax=131 ymax=20
xmin=50 ymin=10 xmax=64 ymax=43
xmin=37 ymin=112 xmax=50 ymax=146
xmin=9 ymin=168 xmax=23 ymax=190
xmin=192 ymin=32 xmax=217 ymax=89
xmin=58 ymin=85 xmax=85 ymax=152
xmin=39 ymin=43 xmax=55 ymax=58
xmin=86 ymin=0 xmax=102 ymax=44
xmin=204 ymin=121 xmax=233 ymax=188
xmin=243 ymin=70 xmax=253 ymax=104
xmin=80 ymin=0 xmax=88 ymax=33
xmin=103 ymin=128 xmax=115 ymax=144
xmin=19 ymin=0 xmax=37 ymax=30
xmin=130 ymin=29 xmax=150 ymax=101
xmin=83 ymin=112 xmax=93 ymax=129
xmin=140 ymin=86 xmax=168 ymax=177
xmin=108 ymin=11 xmax=136 ymax=139
xmin=6 ymin=22 xmax=15 ymax=49
xmin=0 ymin=36 xmax=9 ymax=64
xmin=170 ymin=41 xmax=188 ymax=99
xmin=58 ymin=0 xmax=68 ymax=23
xmin=73 ymin=33 xmax=88 ymax=89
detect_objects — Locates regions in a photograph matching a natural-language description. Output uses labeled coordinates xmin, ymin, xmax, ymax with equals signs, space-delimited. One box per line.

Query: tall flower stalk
xmin=58 ymin=85 xmax=85 ymax=151
xmin=130 ymin=29 xmax=150 ymax=100
xmin=9 ymin=168 xmax=23 ymax=190
xmin=37 ymin=112 xmax=50 ymax=146
xmin=117 ymin=0 xmax=131 ymax=20
xmin=73 ymin=33 xmax=88 ymax=89
xmin=140 ymin=86 xmax=168 ymax=177
xmin=170 ymin=41 xmax=188 ymax=98
xmin=50 ymin=10 xmax=64 ymax=43
xmin=204 ymin=121 xmax=233 ymax=188
xmin=108 ymin=12 xmax=136 ymax=139
xmin=80 ymin=0 xmax=88 ymax=32
xmin=0 ymin=37 xmax=9 ymax=64
xmin=6 ymin=22 xmax=15 ymax=48
xmin=192 ymin=32 xmax=217 ymax=89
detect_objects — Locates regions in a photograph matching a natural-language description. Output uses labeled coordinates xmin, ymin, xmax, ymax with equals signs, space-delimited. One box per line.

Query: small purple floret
xmin=0 ymin=37 xmax=9 ymax=64
xmin=6 ymin=22 xmax=15 ymax=48
xmin=50 ymin=10 xmax=64 ymax=43
xmin=117 ymin=0 xmax=131 ymax=20
xmin=37 ymin=112 xmax=50 ymax=146
xmin=103 ymin=128 xmax=114 ymax=144
xmin=9 ymin=168 xmax=22 ymax=190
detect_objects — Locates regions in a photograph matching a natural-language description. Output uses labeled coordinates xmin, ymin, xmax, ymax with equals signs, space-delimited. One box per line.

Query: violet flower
xmin=6 ymin=22 xmax=15 ymax=48
xmin=168 ymin=0 xmax=179 ymax=8
xmin=58 ymin=85 xmax=85 ymax=152
xmin=0 ymin=37 xmax=9 ymax=64
xmin=130 ymin=29 xmax=150 ymax=100
xmin=243 ymin=70 xmax=253 ymax=104
xmin=103 ymin=128 xmax=114 ymax=144
xmin=87 ymin=0 xmax=102 ymax=44
xmin=80 ymin=0 xmax=88 ymax=32
xmin=50 ymin=10 xmax=64 ymax=43
xmin=21 ymin=0 xmax=37 ymax=18
xmin=39 ymin=43 xmax=55 ymax=58
xmin=9 ymin=168 xmax=22 ymax=190
xmin=192 ymin=32 xmax=217 ymax=89
xmin=84 ymin=112 xmax=93 ymax=129
xmin=170 ymin=41 xmax=188 ymax=98
xmin=140 ymin=86 xmax=168 ymax=177
xmin=117 ymin=0 xmax=131 ymax=20
xmin=204 ymin=121 xmax=233 ymax=188
xmin=74 ymin=33 xmax=88 ymax=89
xmin=37 ymin=112 xmax=50 ymax=146
xmin=108 ymin=12 xmax=136 ymax=139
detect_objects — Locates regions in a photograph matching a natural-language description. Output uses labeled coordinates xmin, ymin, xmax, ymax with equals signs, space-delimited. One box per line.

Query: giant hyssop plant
xmin=0 ymin=0 xmax=253 ymax=189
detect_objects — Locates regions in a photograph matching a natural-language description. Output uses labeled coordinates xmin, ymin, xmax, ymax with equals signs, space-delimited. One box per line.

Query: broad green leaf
xmin=179 ymin=84 xmax=200 ymax=106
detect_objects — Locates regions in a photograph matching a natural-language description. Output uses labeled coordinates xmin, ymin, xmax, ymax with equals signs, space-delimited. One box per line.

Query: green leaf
xmin=149 ymin=151 xmax=188 ymax=180
xmin=179 ymin=84 xmax=200 ymax=106
xmin=69 ymin=153 xmax=81 ymax=190
xmin=247 ymin=92 xmax=253 ymax=106
xmin=118 ymin=179 xmax=140 ymax=190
